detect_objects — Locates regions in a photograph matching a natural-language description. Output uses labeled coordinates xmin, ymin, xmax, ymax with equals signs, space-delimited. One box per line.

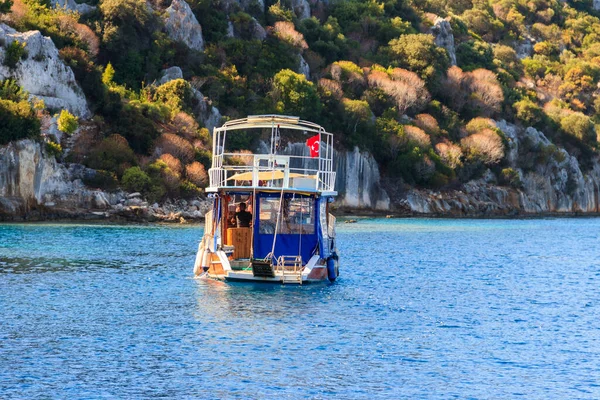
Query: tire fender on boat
xmin=327 ymin=252 xmax=339 ymax=282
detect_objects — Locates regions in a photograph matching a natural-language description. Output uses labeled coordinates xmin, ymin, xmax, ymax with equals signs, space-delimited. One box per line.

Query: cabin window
xmin=258 ymin=197 xmax=315 ymax=235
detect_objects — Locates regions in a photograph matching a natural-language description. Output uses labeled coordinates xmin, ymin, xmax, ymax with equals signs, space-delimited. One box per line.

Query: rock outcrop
xmin=291 ymin=0 xmax=311 ymax=20
xmin=163 ymin=0 xmax=205 ymax=52
xmin=0 ymin=140 xmax=106 ymax=216
xmin=158 ymin=66 xmax=184 ymax=85
xmin=298 ymin=55 xmax=310 ymax=79
xmin=397 ymin=121 xmax=600 ymax=216
xmin=51 ymin=0 xmax=96 ymax=14
xmin=431 ymin=17 xmax=456 ymax=65
xmin=0 ymin=140 xmax=211 ymax=221
xmin=0 ymin=24 xmax=91 ymax=118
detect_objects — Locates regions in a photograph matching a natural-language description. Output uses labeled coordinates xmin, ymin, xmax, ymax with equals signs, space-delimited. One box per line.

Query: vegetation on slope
xmin=3 ymin=0 xmax=600 ymax=197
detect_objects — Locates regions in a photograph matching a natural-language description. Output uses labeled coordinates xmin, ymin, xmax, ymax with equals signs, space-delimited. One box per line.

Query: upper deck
xmin=207 ymin=115 xmax=337 ymax=196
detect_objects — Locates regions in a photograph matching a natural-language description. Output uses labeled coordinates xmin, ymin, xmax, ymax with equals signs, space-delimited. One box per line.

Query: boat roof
xmin=215 ymin=115 xmax=326 ymax=134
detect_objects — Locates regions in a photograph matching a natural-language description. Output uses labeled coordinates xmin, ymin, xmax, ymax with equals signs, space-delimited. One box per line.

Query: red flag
xmin=306 ymin=134 xmax=320 ymax=158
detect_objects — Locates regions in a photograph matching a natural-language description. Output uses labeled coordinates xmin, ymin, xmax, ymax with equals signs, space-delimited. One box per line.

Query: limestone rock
xmin=431 ymin=17 xmax=456 ymax=65
xmin=191 ymin=87 xmax=221 ymax=132
xmin=164 ymin=0 xmax=205 ymax=51
xmin=51 ymin=0 xmax=96 ymax=14
xmin=0 ymin=140 xmax=108 ymax=217
xmin=158 ymin=66 xmax=183 ymax=85
xmin=291 ymin=0 xmax=310 ymax=20
xmin=298 ymin=55 xmax=310 ymax=79
xmin=401 ymin=120 xmax=600 ymax=216
xmin=0 ymin=24 xmax=91 ymax=118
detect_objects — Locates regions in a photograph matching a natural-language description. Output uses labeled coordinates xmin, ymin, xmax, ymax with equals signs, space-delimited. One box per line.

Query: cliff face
xmin=0 ymin=24 xmax=90 ymax=118
xmin=401 ymin=121 xmax=600 ymax=216
xmin=0 ymin=140 xmax=109 ymax=217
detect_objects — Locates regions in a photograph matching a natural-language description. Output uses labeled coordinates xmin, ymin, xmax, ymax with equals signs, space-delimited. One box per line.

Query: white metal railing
xmin=207 ymin=115 xmax=336 ymax=193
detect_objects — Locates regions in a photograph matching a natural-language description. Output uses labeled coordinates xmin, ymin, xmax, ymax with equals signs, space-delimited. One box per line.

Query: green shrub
xmin=121 ymin=166 xmax=152 ymax=193
xmin=456 ymin=40 xmax=494 ymax=71
xmin=0 ymin=79 xmax=28 ymax=101
xmin=386 ymin=34 xmax=449 ymax=81
xmin=514 ymin=98 xmax=544 ymax=126
xmin=45 ymin=140 xmax=63 ymax=158
xmin=85 ymin=134 xmax=137 ymax=176
xmin=153 ymin=79 xmax=192 ymax=117
xmin=180 ymin=180 xmax=202 ymax=198
xmin=0 ymin=99 xmax=40 ymax=144
xmin=83 ymin=169 xmax=119 ymax=191
xmin=270 ymin=69 xmax=321 ymax=120
xmin=4 ymin=41 xmax=27 ymax=68
xmin=57 ymin=109 xmax=78 ymax=134
xmin=499 ymin=168 xmax=522 ymax=188
xmin=0 ymin=0 xmax=13 ymax=14
xmin=560 ymin=113 xmax=596 ymax=145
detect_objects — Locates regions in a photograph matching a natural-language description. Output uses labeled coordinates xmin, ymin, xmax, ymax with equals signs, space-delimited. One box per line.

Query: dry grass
xmin=318 ymin=78 xmax=343 ymax=100
xmin=415 ymin=114 xmax=440 ymax=136
xmin=443 ymin=66 xmax=504 ymax=117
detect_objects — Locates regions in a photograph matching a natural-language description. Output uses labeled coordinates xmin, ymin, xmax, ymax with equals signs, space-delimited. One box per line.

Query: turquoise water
xmin=1 ymin=218 xmax=600 ymax=398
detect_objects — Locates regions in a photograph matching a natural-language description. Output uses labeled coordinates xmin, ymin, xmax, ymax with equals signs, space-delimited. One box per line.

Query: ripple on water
xmin=1 ymin=219 xmax=600 ymax=398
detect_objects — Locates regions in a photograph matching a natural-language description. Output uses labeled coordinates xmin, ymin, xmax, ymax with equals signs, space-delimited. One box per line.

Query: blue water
xmin=1 ymin=219 xmax=600 ymax=399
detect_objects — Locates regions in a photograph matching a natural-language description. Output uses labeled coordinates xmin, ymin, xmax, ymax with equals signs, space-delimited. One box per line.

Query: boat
xmin=193 ymin=115 xmax=339 ymax=284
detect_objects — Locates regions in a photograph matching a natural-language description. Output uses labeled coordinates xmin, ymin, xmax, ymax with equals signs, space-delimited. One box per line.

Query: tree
xmin=122 ymin=166 xmax=152 ymax=193
xmin=102 ymin=62 xmax=115 ymax=86
xmin=560 ymin=113 xmax=596 ymax=145
xmin=57 ymin=109 xmax=78 ymax=135
xmin=461 ymin=129 xmax=505 ymax=165
xmin=270 ymin=69 xmax=321 ymax=120
xmin=387 ymin=34 xmax=449 ymax=81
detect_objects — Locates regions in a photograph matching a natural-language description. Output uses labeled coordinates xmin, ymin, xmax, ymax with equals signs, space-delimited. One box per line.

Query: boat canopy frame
xmin=207 ymin=115 xmax=336 ymax=195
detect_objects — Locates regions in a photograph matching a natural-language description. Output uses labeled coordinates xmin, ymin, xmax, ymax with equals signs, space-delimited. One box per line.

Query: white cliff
xmin=0 ymin=140 xmax=109 ymax=216
xmin=0 ymin=24 xmax=91 ymax=118
xmin=157 ymin=66 xmax=184 ymax=85
xmin=163 ymin=0 xmax=205 ymax=52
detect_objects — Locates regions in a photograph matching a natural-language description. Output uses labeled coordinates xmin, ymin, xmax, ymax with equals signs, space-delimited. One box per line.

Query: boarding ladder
xmin=277 ymin=256 xmax=303 ymax=284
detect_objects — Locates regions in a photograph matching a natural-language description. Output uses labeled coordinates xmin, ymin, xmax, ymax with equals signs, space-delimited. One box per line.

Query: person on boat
xmin=234 ymin=202 xmax=252 ymax=227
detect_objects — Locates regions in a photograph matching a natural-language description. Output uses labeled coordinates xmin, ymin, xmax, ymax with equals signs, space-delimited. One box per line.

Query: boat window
xmin=259 ymin=197 xmax=315 ymax=235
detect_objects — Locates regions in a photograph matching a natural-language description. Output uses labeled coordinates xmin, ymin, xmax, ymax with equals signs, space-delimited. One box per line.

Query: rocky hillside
xmin=3 ymin=0 xmax=600 ymax=219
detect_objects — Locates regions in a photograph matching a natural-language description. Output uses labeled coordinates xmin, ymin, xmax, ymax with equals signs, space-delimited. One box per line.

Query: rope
xmin=250 ymin=186 xmax=256 ymax=259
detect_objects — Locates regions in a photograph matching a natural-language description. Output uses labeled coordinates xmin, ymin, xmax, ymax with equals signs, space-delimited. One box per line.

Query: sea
xmin=1 ymin=218 xmax=599 ymax=399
